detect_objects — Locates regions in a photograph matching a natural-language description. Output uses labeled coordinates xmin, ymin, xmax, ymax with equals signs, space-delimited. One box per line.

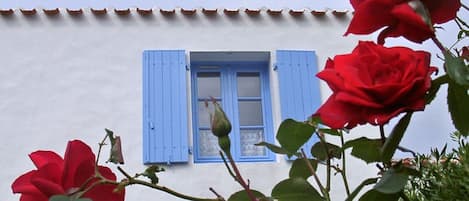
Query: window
xmin=191 ymin=57 xmax=275 ymax=162
xmin=142 ymin=50 xmax=320 ymax=164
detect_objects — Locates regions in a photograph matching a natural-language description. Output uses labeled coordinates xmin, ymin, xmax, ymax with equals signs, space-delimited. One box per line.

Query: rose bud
xmin=208 ymin=99 xmax=232 ymax=138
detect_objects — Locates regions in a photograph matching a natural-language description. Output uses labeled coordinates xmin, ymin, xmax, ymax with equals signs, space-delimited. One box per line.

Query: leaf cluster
xmin=405 ymin=134 xmax=469 ymax=201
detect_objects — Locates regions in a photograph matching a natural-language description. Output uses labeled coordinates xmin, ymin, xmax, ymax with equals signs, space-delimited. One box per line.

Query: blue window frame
xmin=191 ymin=61 xmax=275 ymax=163
xmin=142 ymin=50 xmax=320 ymax=164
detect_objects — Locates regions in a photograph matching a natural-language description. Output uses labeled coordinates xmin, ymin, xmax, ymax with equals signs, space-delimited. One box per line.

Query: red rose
xmin=314 ymin=41 xmax=437 ymax=129
xmin=345 ymin=0 xmax=461 ymax=44
xmin=12 ymin=140 xmax=125 ymax=201
xmin=461 ymin=46 xmax=469 ymax=61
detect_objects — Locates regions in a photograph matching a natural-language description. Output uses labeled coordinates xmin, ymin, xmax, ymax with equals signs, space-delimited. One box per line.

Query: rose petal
xmin=422 ymin=0 xmax=461 ymax=24
xmin=62 ymin=140 xmax=96 ymax=190
xmin=30 ymin=177 xmax=65 ymax=197
xmin=29 ymin=151 xmax=63 ymax=169
xmin=19 ymin=194 xmax=48 ymax=201
xmin=12 ymin=171 xmax=41 ymax=195
xmin=389 ymin=3 xmax=434 ymax=43
xmin=83 ymin=166 xmax=124 ymax=201
xmin=345 ymin=0 xmax=395 ymax=35
xmin=314 ymin=94 xmax=366 ymax=129
xmin=72 ymin=158 xmax=96 ymax=187
xmin=33 ymin=163 xmax=63 ymax=186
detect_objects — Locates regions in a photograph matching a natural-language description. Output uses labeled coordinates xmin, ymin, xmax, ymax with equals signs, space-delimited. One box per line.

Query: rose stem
xmin=116 ymin=166 xmax=222 ymax=201
xmin=339 ymin=131 xmax=351 ymax=196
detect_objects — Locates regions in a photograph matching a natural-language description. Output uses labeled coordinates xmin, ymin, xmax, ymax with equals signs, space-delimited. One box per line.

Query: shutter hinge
xmin=273 ymin=63 xmax=278 ymax=71
xmin=188 ymin=146 xmax=193 ymax=155
xmin=149 ymin=121 xmax=155 ymax=130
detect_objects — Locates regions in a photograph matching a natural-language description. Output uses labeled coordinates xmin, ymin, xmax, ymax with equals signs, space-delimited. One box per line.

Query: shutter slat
xmin=143 ymin=50 xmax=189 ymax=164
xmin=277 ymin=50 xmax=321 ymax=158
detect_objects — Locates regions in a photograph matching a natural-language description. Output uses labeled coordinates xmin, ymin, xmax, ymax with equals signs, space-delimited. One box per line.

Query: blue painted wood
xmin=276 ymin=50 xmax=321 ymax=157
xmin=191 ymin=62 xmax=275 ymax=163
xmin=143 ymin=50 xmax=189 ymax=164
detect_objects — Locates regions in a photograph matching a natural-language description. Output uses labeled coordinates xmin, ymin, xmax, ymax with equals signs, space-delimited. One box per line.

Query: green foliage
xmin=271 ymin=178 xmax=324 ymax=201
xmin=381 ymin=113 xmax=413 ymax=162
xmin=317 ymin=128 xmax=341 ymax=136
xmin=255 ymin=142 xmax=294 ymax=156
xmin=343 ymin=137 xmax=382 ymax=163
xmin=276 ymin=119 xmax=316 ymax=157
xmin=289 ymin=158 xmax=318 ymax=179
xmin=49 ymin=195 xmax=92 ymax=201
xmin=405 ymin=135 xmax=469 ymax=201
xmin=445 ymin=51 xmax=469 ymax=86
xmin=136 ymin=165 xmax=165 ymax=184
xmin=374 ymin=169 xmax=408 ymax=194
xmin=208 ymin=99 xmax=232 ymax=138
xmin=310 ymin=142 xmax=341 ymax=161
xmin=358 ymin=190 xmax=400 ymax=201
xmin=447 ymin=80 xmax=469 ymax=136
xmin=228 ymin=190 xmax=268 ymax=201
xmin=345 ymin=178 xmax=378 ymax=201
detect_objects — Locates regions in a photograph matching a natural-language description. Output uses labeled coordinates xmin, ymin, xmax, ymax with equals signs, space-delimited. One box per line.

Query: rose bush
xmin=345 ymin=0 xmax=461 ymax=44
xmin=11 ymin=140 xmax=125 ymax=201
xmin=314 ymin=41 xmax=437 ymax=129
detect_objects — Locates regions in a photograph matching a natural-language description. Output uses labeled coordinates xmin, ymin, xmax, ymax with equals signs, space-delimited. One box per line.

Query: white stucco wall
xmin=1 ymin=8 xmax=463 ymax=201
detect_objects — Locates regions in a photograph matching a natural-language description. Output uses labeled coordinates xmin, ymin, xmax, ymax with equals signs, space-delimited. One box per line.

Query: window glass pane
xmin=238 ymin=101 xmax=263 ymax=126
xmin=198 ymin=129 xmax=219 ymax=157
xmin=198 ymin=100 xmax=222 ymax=127
xmin=240 ymin=129 xmax=266 ymax=156
xmin=237 ymin=72 xmax=260 ymax=97
xmin=197 ymin=72 xmax=220 ymax=98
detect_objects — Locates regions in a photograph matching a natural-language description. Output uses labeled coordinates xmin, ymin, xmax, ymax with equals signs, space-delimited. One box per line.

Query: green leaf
xmin=445 ymin=51 xmax=469 ymax=86
xmin=318 ymin=128 xmax=341 ymax=136
xmin=447 ymin=80 xmax=469 ymax=136
xmin=228 ymin=190 xmax=267 ymax=201
xmin=256 ymin=142 xmax=293 ymax=156
xmin=271 ymin=178 xmax=324 ymax=201
xmin=373 ymin=169 xmax=408 ymax=194
xmin=50 ymin=195 xmax=71 ymax=201
xmin=311 ymin=142 xmax=341 ymax=161
xmin=276 ymin=119 xmax=316 ymax=157
xmin=381 ymin=113 xmax=413 ymax=162
xmin=345 ymin=178 xmax=379 ymax=201
xmin=358 ymin=190 xmax=400 ymax=201
xmin=343 ymin=137 xmax=382 ymax=163
xmin=425 ymin=74 xmax=449 ymax=104
xmin=49 ymin=195 xmax=92 ymax=201
xmin=140 ymin=165 xmax=165 ymax=184
xmin=289 ymin=158 xmax=318 ymax=179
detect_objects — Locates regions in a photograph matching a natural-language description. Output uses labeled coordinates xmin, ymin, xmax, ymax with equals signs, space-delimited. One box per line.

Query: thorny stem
xmin=300 ymin=149 xmax=327 ymax=199
xmin=317 ymin=132 xmax=332 ymax=193
xmin=117 ymin=167 xmax=222 ymax=201
xmin=223 ymin=151 xmax=258 ymax=201
xmin=219 ymin=151 xmax=237 ymax=181
xmin=379 ymin=125 xmax=386 ymax=145
xmin=431 ymin=36 xmax=447 ymax=54
xmin=461 ymin=3 xmax=469 ymax=11
xmin=96 ymin=133 xmax=109 ymax=167
xmin=397 ymin=146 xmax=417 ymax=158
xmin=209 ymin=187 xmax=225 ymax=201
xmin=339 ymin=131 xmax=351 ymax=196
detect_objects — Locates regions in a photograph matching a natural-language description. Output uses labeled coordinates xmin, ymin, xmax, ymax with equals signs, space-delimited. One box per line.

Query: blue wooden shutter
xmin=143 ymin=50 xmax=189 ymax=164
xmin=276 ymin=50 xmax=321 ymax=156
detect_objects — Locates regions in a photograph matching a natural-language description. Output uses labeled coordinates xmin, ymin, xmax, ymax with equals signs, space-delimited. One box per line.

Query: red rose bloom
xmin=345 ymin=0 xmax=461 ymax=44
xmin=461 ymin=46 xmax=469 ymax=61
xmin=314 ymin=41 xmax=436 ymax=129
xmin=12 ymin=140 xmax=125 ymax=201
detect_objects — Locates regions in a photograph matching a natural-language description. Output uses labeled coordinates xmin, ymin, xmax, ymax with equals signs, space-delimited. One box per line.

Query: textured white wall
xmin=2 ymin=8 xmax=461 ymax=201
